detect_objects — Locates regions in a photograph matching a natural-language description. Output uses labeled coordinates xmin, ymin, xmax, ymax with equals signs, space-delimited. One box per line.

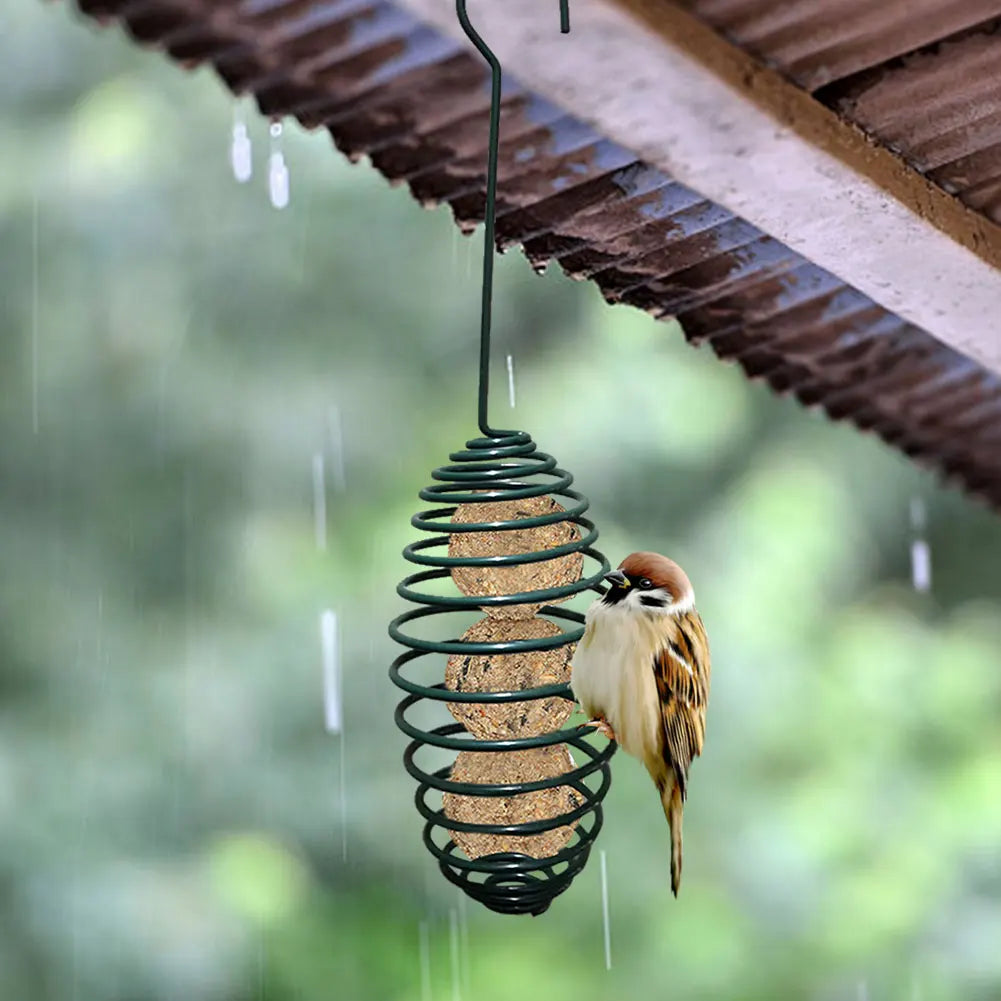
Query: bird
xmin=570 ymin=551 xmax=711 ymax=896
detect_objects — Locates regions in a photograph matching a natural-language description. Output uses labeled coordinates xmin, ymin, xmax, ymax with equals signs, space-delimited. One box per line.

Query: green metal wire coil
xmin=389 ymin=429 xmax=615 ymax=915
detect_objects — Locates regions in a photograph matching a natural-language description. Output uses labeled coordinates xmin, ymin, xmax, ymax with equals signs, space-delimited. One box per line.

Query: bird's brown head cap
xmin=618 ymin=552 xmax=693 ymax=604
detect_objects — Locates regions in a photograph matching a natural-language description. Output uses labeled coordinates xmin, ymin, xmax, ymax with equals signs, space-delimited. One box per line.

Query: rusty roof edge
xmin=394 ymin=0 xmax=1001 ymax=377
xmin=616 ymin=0 xmax=1001 ymax=272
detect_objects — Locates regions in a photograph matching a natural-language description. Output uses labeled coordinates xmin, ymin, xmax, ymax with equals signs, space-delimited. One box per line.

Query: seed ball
xmin=448 ymin=496 xmax=582 ymax=619
xmin=445 ymin=616 xmax=574 ymax=739
xmin=443 ymin=745 xmax=583 ymax=860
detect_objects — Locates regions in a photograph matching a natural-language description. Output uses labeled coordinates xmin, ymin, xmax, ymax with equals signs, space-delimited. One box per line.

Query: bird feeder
xmin=389 ymin=0 xmax=615 ymax=916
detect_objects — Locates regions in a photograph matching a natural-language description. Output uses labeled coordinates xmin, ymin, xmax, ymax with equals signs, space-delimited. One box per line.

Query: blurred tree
xmin=1 ymin=5 xmax=1000 ymax=1001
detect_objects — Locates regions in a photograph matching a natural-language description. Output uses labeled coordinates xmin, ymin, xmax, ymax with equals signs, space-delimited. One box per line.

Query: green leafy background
xmin=3 ymin=5 xmax=1001 ymax=999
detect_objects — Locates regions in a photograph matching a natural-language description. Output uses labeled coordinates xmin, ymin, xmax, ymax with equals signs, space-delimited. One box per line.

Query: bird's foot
xmin=583 ymin=716 xmax=616 ymax=741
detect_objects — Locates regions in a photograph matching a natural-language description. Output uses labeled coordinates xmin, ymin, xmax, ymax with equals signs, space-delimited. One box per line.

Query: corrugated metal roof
xmin=683 ymin=0 xmax=1001 ymax=89
xmin=679 ymin=0 xmax=1001 ymax=224
xmin=73 ymin=0 xmax=1001 ymax=509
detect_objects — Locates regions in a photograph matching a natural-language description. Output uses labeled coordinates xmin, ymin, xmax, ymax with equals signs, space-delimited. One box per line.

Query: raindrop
xmin=328 ymin=406 xmax=347 ymax=493
xmin=339 ymin=740 xmax=348 ymax=862
xmin=182 ymin=469 xmax=195 ymax=762
xmin=418 ymin=920 xmax=432 ymax=1001
xmin=257 ymin=933 xmax=266 ymax=1000
xmin=312 ymin=452 xmax=327 ymax=551
xmin=909 ymin=497 xmax=932 ymax=593
xmin=465 ymin=235 xmax=474 ymax=278
xmin=320 ymin=610 xmax=341 ymax=734
xmin=912 ymin=540 xmax=931 ymax=593
xmin=230 ymin=110 xmax=253 ymax=183
xmin=96 ymin=589 xmax=104 ymax=664
xmin=321 ymin=608 xmax=347 ymax=858
xmin=449 ymin=908 xmax=462 ymax=1001
xmin=71 ymin=876 xmax=81 ymax=1001
xmin=600 ymin=849 xmax=611 ymax=971
xmin=457 ymin=891 xmax=471 ymax=996
xmin=31 ymin=193 xmax=39 ymax=434
xmin=268 ymin=121 xmax=290 ymax=209
xmin=505 ymin=354 xmax=516 ymax=409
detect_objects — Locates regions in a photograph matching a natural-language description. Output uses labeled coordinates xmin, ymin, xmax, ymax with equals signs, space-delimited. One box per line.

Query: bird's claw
xmin=583 ymin=717 xmax=616 ymax=741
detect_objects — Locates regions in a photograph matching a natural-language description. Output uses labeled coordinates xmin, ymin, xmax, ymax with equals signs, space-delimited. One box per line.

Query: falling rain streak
xmin=465 ymin=228 xmax=475 ymax=278
xmin=418 ymin=921 xmax=432 ymax=1001
xmin=449 ymin=908 xmax=462 ymax=1001
xmin=256 ymin=933 xmax=266 ymax=1001
xmin=268 ymin=121 xmax=290 ymax=209
xmin=320 ymin=610 xmax=341 ymax=733
xmin=312 ymin=452 xmax=327 ymax=551
xmin=321 ymin=609 xmax=348 ymax=856
xmin=328 ymin=406 xmax=347 ymax=492
xmin=457 ymin=891 xmax=471 ymax=997
xmin=339 ymin=738 xmax=348 ymax=862
xmin=909 ymin=497 xmax=932 ymax=593
xmin=31 ymin=193 xmax=39 ymax=434
xmin=600 ymin=849 xmax=611 ymax=971
xmin=505 ymin=354 xmax=516 ymax=409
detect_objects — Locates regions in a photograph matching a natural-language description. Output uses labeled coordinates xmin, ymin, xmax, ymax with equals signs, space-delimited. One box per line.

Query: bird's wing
xmin=652 ymin=610 xmax=711 ymax=800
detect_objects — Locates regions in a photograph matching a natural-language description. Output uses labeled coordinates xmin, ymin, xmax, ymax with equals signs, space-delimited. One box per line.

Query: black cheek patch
xmin=640 ymin=595 xmax=668 ymax=608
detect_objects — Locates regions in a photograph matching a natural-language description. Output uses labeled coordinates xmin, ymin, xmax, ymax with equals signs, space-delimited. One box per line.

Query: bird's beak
xmin=603 ymin=570 xmax=630 ymax=589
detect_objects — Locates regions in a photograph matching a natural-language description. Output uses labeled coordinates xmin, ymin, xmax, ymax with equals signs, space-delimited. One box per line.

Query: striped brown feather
xmin=652 ymin=610 xmax=711 ymax=799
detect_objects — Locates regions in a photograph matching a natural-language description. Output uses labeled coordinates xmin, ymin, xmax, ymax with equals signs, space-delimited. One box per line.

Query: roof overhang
xmin=70 ymin=0 xmax=1001 ymax=508
xmin=397 ymin=0 xmax=1001 ymax=376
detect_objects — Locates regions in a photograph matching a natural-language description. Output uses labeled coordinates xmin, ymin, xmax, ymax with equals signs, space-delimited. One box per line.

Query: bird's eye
xmin=638 ymin=577 xmax=653 ymax=590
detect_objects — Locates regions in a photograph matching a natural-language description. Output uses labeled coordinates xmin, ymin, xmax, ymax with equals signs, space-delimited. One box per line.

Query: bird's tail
xmin=659 ymin=780 xmax=684 ymax=897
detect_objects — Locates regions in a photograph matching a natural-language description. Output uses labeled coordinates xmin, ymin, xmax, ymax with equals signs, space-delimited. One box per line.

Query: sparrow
xmin=570 ymin=552 xmax=711 ymax=896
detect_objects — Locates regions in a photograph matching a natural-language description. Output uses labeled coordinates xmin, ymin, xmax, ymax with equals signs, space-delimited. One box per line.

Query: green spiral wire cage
xmin=387 ymin=1 xmax=617 ymax=915
xmin=389 ymin=429 xmax=615 ymax=915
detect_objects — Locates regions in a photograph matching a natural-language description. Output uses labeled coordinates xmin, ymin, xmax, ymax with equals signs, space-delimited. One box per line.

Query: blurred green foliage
xmin=3 ymin=5 xmax=1001 ymax=1000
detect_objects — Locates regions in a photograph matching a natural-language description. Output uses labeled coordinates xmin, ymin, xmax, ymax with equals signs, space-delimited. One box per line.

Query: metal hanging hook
xmin=455 ymin=0 xmax=570 ymax=437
